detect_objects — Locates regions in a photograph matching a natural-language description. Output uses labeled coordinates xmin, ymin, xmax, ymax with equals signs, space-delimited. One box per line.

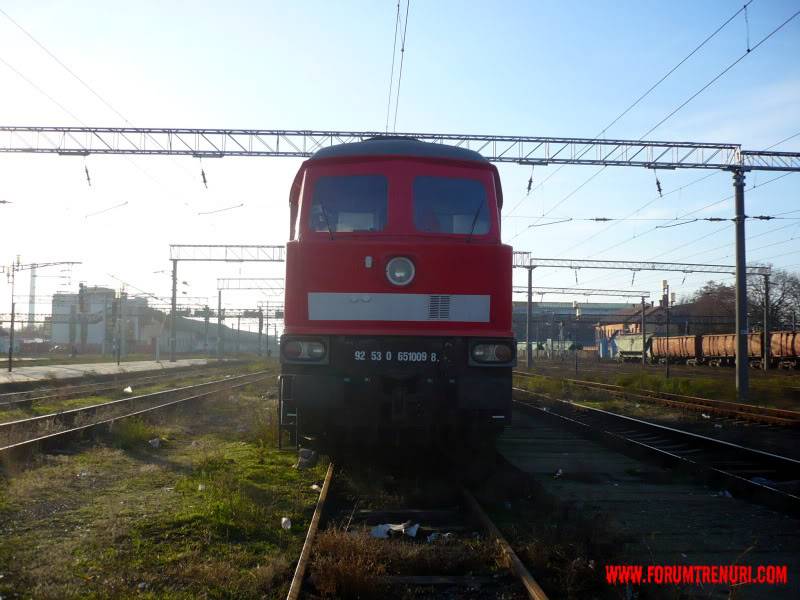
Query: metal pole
xmin=733 ymin=169 xmax=749 ymax=401
xmin=7 ymin=301 xmax=15 ymax=372
xmin=258 ymin=308 xmax=264 ymax=356
xmin=120 ymin=294 xmax=126 ymax=359
xmin=574 ymin=323 xmax=578 ymax=376
xmin=217 ymin=290 xmax=223 ymax=360
xmin=169 ymin=258 xmax=177 ymax=362
xmin=116 ymin=295 xmax=121 ymax=366
xmin=526 ymin=267 xmax=532 ymax=369
xmin=7 ymin=265 xmax=15 ymax=372
xmin=665 ymin=304 xmax=670 ymax=379
xmin=763 ymin=274 xmax=769 ymax=372
xmin=203 ymin=307 xmax=209 ymax=357
xmin=641 ymin=296 xmax=646 ymax=368
xmin=236 ymin=315 xmax=241 ymax=354
xmin=27 ymin=265 xmax=36 ymax=331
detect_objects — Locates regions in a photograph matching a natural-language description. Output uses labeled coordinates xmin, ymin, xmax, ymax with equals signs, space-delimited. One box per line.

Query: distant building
xmin=48 ymin=284 xmax=276 ymax=357
xmin=51 ymin=285 xmax=147 ymax=353
xmin=513 ymin=300 xmax=634 ymax=347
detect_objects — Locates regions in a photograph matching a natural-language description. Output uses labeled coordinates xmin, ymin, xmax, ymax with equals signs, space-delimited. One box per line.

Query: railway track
xmin=514 ymin=370 xmax=800 ymax=426
xmin=286 ymin=461 xmax=549 ymax=600
xmin=0 ymin=371 xmax=270 ymax=455
xmin=0 ymin=362 xmax=246 ymax=410
xmin=526 ymin=360 xmax=800 ymax=381
xmin=512 ymin=385 xmax=800 ymax=516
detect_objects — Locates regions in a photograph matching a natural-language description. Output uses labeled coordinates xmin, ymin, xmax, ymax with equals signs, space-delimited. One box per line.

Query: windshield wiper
xmin=319 ymin=200 xmax=335 ymax=240
xmin=465 ymin=199 xmax=485 ymax=243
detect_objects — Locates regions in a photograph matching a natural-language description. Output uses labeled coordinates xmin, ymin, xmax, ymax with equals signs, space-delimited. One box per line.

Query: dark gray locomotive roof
xmin=309 ymin=136 xmax=489 ymax=163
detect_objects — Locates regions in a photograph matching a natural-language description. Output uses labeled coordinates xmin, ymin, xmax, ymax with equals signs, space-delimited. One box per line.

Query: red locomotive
xmin=279 ymin=137 xmax=515 ymax=446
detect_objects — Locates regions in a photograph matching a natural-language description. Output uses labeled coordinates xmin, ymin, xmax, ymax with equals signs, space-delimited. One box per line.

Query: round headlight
xmin=385 ymin=257 xmax=415 ymax=286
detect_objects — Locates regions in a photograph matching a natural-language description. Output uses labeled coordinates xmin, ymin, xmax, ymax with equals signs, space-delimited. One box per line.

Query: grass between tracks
xmin=0 ymin=364 xmax=327 ymax=599
xmin=515 ymin=369 xmax=800 ymax=413
xmin=0 ymin=361 xmax=269 ymax=424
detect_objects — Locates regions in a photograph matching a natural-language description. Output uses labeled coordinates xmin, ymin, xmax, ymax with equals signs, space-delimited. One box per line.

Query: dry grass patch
xmin=0 ymin=380 xmax=324 ymax=599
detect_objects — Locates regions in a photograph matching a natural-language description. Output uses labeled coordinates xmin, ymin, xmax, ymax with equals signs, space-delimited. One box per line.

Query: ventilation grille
xmin=427 ymin=295 xmax=452 ymax=320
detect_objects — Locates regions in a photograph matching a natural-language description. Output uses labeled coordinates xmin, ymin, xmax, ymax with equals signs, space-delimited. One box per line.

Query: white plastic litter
xmin=197 ymin=483 xmax=206 ymax=492
xmin=714 ymin=423 xmax=723 ymax=429
xmin=281 ymin=517 xmax=292 ymax=530
xmin=370 ymin=521 xmax=419 ymax=539
xmin=553 ymin=468 xmax=564 ymax=479
xmin=148 ymin=438 xmax=161 ymax=449
xmin=310 ymin=484 xmax=322 ymax=492
xmin=123 ymin=386 xmax=133 ymax=394
xmin=701 ymin=413 xmax=711 ymax=419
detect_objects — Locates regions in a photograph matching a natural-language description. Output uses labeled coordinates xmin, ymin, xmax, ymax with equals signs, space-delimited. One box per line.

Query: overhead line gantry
xmin=5 ymin=127 xmax=799 ymax=399
xmin=167 ymin=245 xmax=285 ymax=362
xmin=513 ymin=255 xmax=773 ymax=388
xmin=2 ymin=126 xmax=799 ymax=170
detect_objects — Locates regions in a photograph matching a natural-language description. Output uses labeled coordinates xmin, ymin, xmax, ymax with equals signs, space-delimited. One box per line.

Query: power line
xmin=384 ymin=0 xmax=401 ymax=133
xmin=765 ymin=130 xmax=800 ymax=150
xmin=513 ymin=5 xmax=799 ymax=248
xmin=504 ymin=1 xmax=755 ymax=220
xmin=0 ymin=7 xmax=130 ymax=125
xmin=551 ymin=172 xmax=719 ymax=253
xmin=392 ymin=0 xmax=411 ymax=132
xmin=640 ymin=7 xmax=800 ymax=139
xmin=576 ymin=172 xmax=794 ymax=260
xmin=0 ymin=7 xmax=198 ymax=185
xmin=0 ymin=55 xmax=85 ymax=124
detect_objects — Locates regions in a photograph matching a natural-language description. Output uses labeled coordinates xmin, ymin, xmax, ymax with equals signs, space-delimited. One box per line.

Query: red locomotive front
xmin=279 ymin=138 xmax=514 ymax=446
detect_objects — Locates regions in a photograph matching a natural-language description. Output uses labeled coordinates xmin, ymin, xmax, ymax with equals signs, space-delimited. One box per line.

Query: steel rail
xmin=0 ymin=371 xmax=268 ymax=453
xmin=285 ymin=460 xmax=548 ymax=599
xmin=512 ymin=386 xmax=800 ymax=514
xmin=0 ymin=363 xmax=244 ymax=409
xmin=286 ymin=462 xmax=334 ymax=600
xmin=514 ymin=370 xmax=800 ymax=425
xmin=462 ymin=488 xmax=550 ymax=600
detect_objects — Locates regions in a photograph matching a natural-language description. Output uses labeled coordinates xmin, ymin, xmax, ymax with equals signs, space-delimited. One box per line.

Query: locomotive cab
xmin=279 ymin=138 xmax=515 ymax=447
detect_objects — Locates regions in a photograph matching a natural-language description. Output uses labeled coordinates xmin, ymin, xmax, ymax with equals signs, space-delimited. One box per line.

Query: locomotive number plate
xmin=353 ymin=350 xmax=439 ymax=363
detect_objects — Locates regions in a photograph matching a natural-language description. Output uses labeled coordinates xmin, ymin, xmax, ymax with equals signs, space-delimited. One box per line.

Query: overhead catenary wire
xmin=525 ymin=168 xmax=796 ymax=290
xmin=384 ymin=1 xmax=401 ymax=132
xmin=84 ymin=201 xmax=128 ymax=219
xmin=0 ymin=7 xmax=197 ymax=185
xmin=514 ymin=4 xmax=799 ymax=253
xmin=197 ymin=203 xmax=244 ymax=216
xmin=391 ymin=0 xmax=411 ymax=132
xmin=640 ymin=6 xmax=800 ymax=139
xmin=504 ymin=1 xmax=756 ymax=220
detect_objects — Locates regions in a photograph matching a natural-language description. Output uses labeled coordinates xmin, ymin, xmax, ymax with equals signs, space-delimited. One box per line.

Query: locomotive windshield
xmin=413 ymin=176 xmax=489 ymax=235
xmin=309 ymin=175 xmax=388 ymax=233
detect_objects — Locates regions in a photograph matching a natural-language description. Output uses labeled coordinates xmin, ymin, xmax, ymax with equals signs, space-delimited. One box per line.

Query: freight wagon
xmin=613 ymin=330 xmax=800 ymax=369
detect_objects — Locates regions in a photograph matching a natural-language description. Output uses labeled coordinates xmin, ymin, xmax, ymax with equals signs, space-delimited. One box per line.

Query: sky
xmin=1 ymin=0 xmax=799 ymax=328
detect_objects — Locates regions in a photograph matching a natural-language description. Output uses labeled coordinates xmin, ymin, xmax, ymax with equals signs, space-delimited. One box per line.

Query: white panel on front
xmin=307 ymin=292 xmax=490 ymax=322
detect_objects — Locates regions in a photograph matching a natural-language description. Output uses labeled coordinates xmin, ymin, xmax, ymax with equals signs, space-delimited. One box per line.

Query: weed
xmin=109 ymin=417 xmax=159 ymax=450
